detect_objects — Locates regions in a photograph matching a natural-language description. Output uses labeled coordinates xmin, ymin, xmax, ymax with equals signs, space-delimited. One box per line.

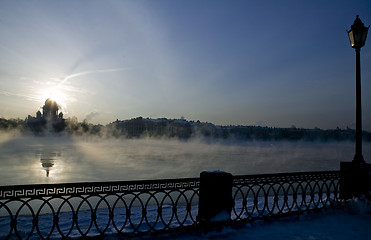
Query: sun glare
xmin=40 ymin=88 xmax=66 ymax=108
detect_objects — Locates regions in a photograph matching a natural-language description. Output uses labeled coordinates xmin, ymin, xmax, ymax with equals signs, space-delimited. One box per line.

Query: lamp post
xmin=340 ymin=16 xmax=371 ymax=201
xmin=347 ymin=15 xmax=369 ymax=164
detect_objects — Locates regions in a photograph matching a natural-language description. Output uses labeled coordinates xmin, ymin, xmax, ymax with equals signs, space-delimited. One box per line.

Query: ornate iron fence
xmin=232 ymin=171 xmax=341 ymax=221
xmin=0 ymin=178 xmax=200 ymax=239
xmin=0 ymin=171 xmax=341 ymax=239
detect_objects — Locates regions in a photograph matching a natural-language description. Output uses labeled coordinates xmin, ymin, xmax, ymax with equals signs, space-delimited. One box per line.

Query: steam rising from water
xmin=0 ymin=134 xmax=369 ymax=186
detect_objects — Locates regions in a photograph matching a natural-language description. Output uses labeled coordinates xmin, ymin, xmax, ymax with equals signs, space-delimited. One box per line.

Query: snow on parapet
xmin=209 ymin=211 xmax=231 ymax=222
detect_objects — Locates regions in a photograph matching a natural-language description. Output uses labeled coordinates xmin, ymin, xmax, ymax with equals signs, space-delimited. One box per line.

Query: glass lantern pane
xmin=348 ymin=30 xmax=355 ymax=47
xmin=355 ymin=32 xmax=362 ymax=46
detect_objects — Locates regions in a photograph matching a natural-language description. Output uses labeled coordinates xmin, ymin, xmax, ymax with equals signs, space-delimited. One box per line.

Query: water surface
xmin=0 ymin=133 xmax=369 ymax=186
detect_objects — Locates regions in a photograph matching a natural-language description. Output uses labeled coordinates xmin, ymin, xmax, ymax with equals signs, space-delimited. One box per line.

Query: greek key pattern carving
xmin=0 ymin=178 xmax=200 ymax=199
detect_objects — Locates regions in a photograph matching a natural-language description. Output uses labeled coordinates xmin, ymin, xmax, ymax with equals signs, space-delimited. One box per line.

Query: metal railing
xmin=0 ymin=178 xmax=200 ymax=239
xmin=0 ymin=171 xmax=341 ymax=239
xmin=232 ymin=171 xmax=340 ymax=221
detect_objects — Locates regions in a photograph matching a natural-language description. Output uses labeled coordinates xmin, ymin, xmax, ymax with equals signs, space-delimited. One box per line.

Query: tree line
xmin=1 ymin=116 xmax=370 ymax=142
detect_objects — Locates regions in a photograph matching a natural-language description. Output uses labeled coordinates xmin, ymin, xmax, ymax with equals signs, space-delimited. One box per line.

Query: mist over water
xmin=0 ymin=133 xmax=370 ymax=186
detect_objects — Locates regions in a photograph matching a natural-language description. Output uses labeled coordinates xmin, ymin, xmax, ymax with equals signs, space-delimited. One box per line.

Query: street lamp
xmin=347 ymin=15 xmax=369 ymax=164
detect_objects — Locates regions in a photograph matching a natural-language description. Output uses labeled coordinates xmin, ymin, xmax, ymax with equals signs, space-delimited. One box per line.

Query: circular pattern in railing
xmin=0 ymin=188 xmax=199 ymax=239
xmin=232 ymin=172 xmax=341 ymax=221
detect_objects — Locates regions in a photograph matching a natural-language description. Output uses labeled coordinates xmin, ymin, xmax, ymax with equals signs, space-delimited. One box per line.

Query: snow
xmin=209 ymin=211 xmax=231 ymax=222
xmin=125 ymin=202 xmax=371 ymax=240
xmin=225 ymin=210 xmax=370 ymax=240
xmin=205 ymin=170 xmax=228 ymax=174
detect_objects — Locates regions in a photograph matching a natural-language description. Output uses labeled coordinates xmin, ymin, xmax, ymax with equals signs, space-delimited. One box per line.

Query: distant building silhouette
xmin=26 ymin=99 xmax=66 ymax=132
xmin=43 ymin=98 xmax=59 ymax=119
xmin=36 ymin=110 xmax=42 ymax=118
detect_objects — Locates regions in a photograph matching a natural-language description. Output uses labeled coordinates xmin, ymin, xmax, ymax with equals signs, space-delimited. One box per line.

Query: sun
xmin=40 ymin=88 xmax=66 ymax=108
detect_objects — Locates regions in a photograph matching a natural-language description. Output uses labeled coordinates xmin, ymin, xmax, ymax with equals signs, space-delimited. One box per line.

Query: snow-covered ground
xmin=123 ymin=201 xmax=371 ymax=240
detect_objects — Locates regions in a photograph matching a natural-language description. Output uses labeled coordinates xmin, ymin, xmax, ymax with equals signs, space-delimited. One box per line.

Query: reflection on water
xmin=36 ymin=151 xmax=60 ymax=177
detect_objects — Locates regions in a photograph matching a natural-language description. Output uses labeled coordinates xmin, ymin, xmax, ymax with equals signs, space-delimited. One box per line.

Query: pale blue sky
xmin=0 ymin=0 xmax=370 ymax=130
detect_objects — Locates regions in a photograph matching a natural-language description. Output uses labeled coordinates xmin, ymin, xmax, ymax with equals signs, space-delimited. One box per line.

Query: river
xmin=0 ymin=133 xmax=369 ymax=186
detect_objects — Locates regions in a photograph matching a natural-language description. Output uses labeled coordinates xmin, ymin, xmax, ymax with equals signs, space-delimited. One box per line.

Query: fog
xmin=0 ymin=133 xmax=370 ymax=186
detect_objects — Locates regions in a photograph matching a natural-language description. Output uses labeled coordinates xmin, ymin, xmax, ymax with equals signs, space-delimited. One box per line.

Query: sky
xmin=0 ymin=1 xmax=371 ymax=130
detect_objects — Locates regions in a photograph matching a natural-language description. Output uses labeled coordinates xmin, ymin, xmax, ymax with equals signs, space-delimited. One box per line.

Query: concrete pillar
xmin=198 ymin=171 xmax=233 ymax=223
xmin=340 ymin=162 xmax=371 ymax=200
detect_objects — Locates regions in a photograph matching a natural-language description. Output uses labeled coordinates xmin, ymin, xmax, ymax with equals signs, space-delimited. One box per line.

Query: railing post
xmin=198 ymin=171 xmax=233 ymax=223
xmin=340 ymin=162 xmax=371 ymax=200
